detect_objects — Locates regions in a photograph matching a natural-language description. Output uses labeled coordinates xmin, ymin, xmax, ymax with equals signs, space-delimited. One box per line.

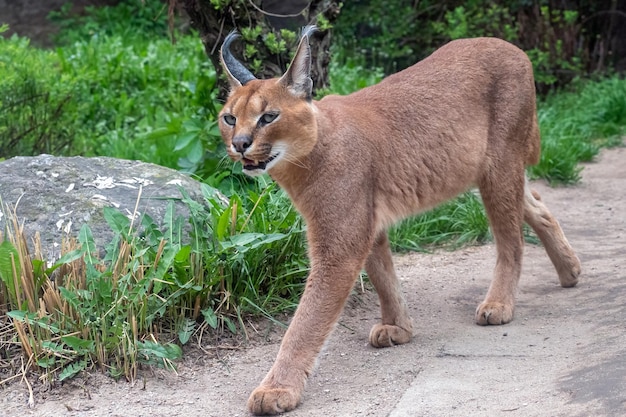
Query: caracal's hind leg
xmin=476 ymin=166 xmax=526 ymax=325
xmin=523 ymin=182 xmax=581 ymax=287
xmin=366 ymin=232 xmax=413 ymax=347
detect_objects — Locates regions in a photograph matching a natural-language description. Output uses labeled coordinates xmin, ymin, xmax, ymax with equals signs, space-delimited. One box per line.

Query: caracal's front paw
xmin=247 ymin=384 xmax=301 ymax=416
xmin=475 ymin=301 xmax=514 ymax=325
xmin=369 ymin=324 xmax=413 ymax=348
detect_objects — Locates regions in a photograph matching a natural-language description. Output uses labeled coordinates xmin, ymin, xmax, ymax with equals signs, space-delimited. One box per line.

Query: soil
xmin=2 ymin=145 xmax=625 ymax=417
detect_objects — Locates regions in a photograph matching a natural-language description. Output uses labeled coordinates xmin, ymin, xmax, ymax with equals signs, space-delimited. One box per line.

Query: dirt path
xmin=2 ymin=145 xmax=625 ymax=417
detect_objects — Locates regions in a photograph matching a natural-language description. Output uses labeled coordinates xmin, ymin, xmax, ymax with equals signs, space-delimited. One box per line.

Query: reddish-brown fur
xmin=218 ymin=29 xmax=581 ymax=415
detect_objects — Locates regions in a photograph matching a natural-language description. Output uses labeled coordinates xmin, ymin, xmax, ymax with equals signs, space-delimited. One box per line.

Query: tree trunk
xmin=175 ymin=0 xmax=340 ymax=99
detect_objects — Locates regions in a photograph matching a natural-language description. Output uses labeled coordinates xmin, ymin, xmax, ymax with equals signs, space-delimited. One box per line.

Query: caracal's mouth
xmin=241 ymin=152 xmax=280 ymax=172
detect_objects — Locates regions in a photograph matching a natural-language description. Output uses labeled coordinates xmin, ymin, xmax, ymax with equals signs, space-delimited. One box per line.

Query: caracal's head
xmin=218 ymin=26 xmax=318 ymax=176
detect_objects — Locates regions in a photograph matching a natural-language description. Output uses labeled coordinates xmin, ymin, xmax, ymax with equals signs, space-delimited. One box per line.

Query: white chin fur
xmin=242 ymin=167 xmax=266 ymax=177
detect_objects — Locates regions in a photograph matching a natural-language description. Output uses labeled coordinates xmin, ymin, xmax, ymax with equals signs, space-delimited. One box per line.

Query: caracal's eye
xmin=223 ymin=114 xmax=236 ymax=126
xmin=259 ymin=112 xmax=279 ymax=126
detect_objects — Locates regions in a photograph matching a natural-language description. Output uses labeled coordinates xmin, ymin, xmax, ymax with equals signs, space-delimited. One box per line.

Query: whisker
xmin=282 ymin=153 xmax=310 ymax=171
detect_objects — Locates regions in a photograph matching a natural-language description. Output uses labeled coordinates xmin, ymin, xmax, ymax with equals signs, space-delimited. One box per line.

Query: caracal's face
xmin=219 ymin=79 xmax=317 ymax=176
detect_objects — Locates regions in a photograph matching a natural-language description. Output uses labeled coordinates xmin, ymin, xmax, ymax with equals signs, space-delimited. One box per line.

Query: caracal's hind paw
xmin=557 ymin=254 xmax=581 ymax=288
xmin=369 ymin=324 xmax=412 ymax=348
xmin=475 ymin=301 xmax=514 ymax=325
xmin=247 ymin=385 xmax=300 ymax=416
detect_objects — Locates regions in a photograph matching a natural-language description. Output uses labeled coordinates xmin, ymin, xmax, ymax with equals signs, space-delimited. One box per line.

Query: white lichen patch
xmin=84 ymin=175 xmax=154 ymax=189
xmin=63 ymin=219 xmax=72 ymax=234
xmin=121 ymin=177 xmax=154 ymax=187
xmin=84 ymin=176 xmax=116 ymax=189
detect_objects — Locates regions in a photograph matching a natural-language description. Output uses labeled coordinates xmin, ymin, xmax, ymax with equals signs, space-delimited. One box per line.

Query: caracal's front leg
xmin=247 ymin=258 xmax=365 ymax=415
xmin=365 ymin=232 xmax=413 ymax=347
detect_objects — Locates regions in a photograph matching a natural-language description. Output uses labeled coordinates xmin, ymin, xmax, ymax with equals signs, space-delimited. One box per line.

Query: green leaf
xmin=8 ymin=311 xmax=61 ymax=333
xmin=221 ymin=233 xmax=287 ymax=252
xmin=37 ymin=356 xmax=56 ymax=369
xmin=216 ymin=205 xmax=232 ymax=241
xmin=223 ymin=317 xmax=237 ymax=334
xmin=78 ymin=224 xmax=97 ymax=264
xmin=42 ymin=340 xmax=64 ymax=353
xmin=201 ymin=183 xmax=229 ymax=208
xmin=163 ymin=200 xmax=175 ymax=241
xmin=103 ymin=207 xmax=130 ymax=235
xmin=173 ymin=132 xmax=198 ymax=151
xmin=178 ymin=318 xmax=195 ymax=345
xmin=175 ymin=245 xmax=191 ymax=263
xmin=137 ymin=340 xmax=182 ymax=363
xmin=182 ymin=118 xmax=202 ymax=132
xmin=58 ymin=286 xmax=82 ymax=312
xmin=59 ymin=360 xmax=87 ymax=382
xmin=223 ymin=232 xmax=263 ymax=248
xmin=45 ymin=249 xmax=84 ymax=278
xmin=62 ymin=335 xmax=95 ymax=353
xmin=202 ymin=308 xmax=218 ymax=329
xmin=0 ymin=240 xmax=19 ymax=299
xmin=186 ymin=139 xmax=204 ymax=164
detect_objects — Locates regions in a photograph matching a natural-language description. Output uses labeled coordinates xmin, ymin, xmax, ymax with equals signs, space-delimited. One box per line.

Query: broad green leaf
xmin=202 ymin=308 xmax=218 ymax=329
xmin=246 ymin=233 xmax=287 ymax=250
xmin=0 ymin=240 xmax=19 ymax=297
xmin=42 ymin=340 xmax=64 ymax=352
xmin=103 ymin=207 xmax=130 ymax=235
xmin=78 ymin=224 xmax=97 ymax=264
xmin=59 ymin=360 xmax=87 ymax=381
xmin=223 ymin=317 xmax=237 ymax=334
xmin=8 ymin=311 xmax=61 ymax=333
xmin=186 ymin=139 xmax=204 ymax=164
xmin=137 ymin=340 xmax=182 ymax=361
xmin=48 ymin=249 xmax=83 ymax=274
xmin=178 ymin=318 xmax=196 ymax=345
xmin=223 ymin=233 xmax=263 ymax=249
xmin=182 ymin=118 xmax=202 ymax=132
xmin=62 ymin=335 xmax=95 ymax=352
xmin=175 ymin=245 xmax=191 ymax=263
xmin=173 ymin=131 xmax=198 ymax=151
xmin=37 ymin=357 xmax=56 ymax=368
xmin=216 ymin=205 xmax=232 ymax=241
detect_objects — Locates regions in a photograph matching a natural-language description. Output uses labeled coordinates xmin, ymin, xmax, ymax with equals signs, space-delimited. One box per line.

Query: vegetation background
xmin=1 ymin=0 xmax=625 ymax=385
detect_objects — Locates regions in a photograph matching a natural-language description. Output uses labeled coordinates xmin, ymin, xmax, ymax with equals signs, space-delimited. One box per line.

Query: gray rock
xmin=0 ymin=154 xmax=204 ymax=259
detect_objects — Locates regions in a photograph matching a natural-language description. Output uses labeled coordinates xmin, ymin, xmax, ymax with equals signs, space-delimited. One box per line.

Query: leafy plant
xmin=48 ymin=0 xmax=172 ymax=45
xmin=530 ymin=76 xmax=626 ymax=183
xmin=1 ymin=175 xmax=307 ymax=383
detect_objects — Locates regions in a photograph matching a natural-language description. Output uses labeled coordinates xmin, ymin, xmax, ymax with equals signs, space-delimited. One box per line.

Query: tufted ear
xmin=279 ymin=25 xmax=317 ymax=100
xmin=220 ymin=30 xmax=257 ymax=88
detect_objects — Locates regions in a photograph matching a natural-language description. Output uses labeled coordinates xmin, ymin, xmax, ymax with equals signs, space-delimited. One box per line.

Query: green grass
xmin=389 ymin=192 xmax=490 ymax=252
xmin=0 ymin=26 xmax=223 ymax=177
xmin=530 ymin=76 xmax=626 ymax=183
xmin=0 ymin=178 xmax=306 ymax=382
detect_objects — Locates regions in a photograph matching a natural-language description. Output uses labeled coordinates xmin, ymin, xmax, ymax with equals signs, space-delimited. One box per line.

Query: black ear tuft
xmin=279 ymin=25 xmax=318 ymax=99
